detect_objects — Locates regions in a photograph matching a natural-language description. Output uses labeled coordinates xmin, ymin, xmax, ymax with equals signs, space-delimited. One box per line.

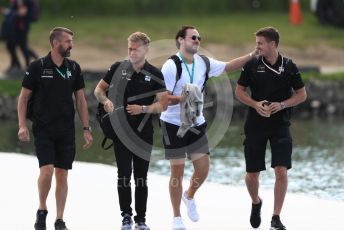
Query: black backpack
xmin=169 ymin=54 xmax=210 ymax=94
xmin=96 ymin=92 xmax=117 ymax=150
xmin=96 ymin=60 xmax=133 ymax=150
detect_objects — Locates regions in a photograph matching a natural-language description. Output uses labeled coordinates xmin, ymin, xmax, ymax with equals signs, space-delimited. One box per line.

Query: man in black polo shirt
xmin=17 ymin=27 xmax=93 ymax=230
xmin=94 ymin=32 xmax=168 ymax=230
xmin=235 ymin=27 xmax=307 ymax=230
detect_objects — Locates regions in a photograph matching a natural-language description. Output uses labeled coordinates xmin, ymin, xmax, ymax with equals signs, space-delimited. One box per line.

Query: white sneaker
xmin=172 ymin=217 xmax=186 ymax=230
xmin=182 ymin=191 xmax=199 ymax=222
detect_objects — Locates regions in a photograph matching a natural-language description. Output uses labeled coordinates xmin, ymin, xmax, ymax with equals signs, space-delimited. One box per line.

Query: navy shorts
xmin=161 ymin=121 xmax=209 ymax=160
xmin=33 ymin=128 xmax=76 ymax=170
xmin=243 ymin=125 xmax=292 ymax=172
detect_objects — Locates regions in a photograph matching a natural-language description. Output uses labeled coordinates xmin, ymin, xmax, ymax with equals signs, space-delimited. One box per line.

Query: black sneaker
xmin=34 ymin=210 xmax=48 ymax=230
xmin=250 ymin=197 xmax=262 ymax=228
xmin=121 ymin=214 xmax=133 ymax=230
xmin=270 ymin=215 xmax=286 ymax=230
xmin=54 ymin=219 xmax=69 ymax=230
xmin=134 ymin=222 xmax=150 ymax=230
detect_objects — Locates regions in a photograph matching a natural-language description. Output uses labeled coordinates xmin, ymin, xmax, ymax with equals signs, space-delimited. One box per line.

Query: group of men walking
xmin=17 ymin=25 xmax=306 ymax=230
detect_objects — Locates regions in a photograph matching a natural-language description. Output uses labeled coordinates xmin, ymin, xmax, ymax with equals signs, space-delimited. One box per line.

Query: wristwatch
xmin=83 ymin=126 xmax=92 ymax=132
xmin=142 ymin=105 xmax=148 ymax=113
xmin=280 ymin=102 xmax=286 ymax=110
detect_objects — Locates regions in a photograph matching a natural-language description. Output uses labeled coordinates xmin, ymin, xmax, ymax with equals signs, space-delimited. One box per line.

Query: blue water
xmin=1 ymin=118 xmax=344 ymax=201
xmin=150 ymin=118 xmax=344 ymax=201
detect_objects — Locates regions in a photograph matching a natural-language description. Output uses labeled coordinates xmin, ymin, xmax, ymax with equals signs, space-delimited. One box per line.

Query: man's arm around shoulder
xmin=225 ymin=50 xmax=258 ymax=73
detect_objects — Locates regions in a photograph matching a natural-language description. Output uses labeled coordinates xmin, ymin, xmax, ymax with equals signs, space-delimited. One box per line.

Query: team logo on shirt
xmin=278 ymin=66 xmax=285 ymax=73
xmin=66 ymin=70 xmax=72 ymax=79
xmin=145 ymin=75 xmax=151 ymax=81
xmin=41 ymin=69 xmax=54 ymax=78
xmin=43 ymin=69 xmax=53 ymax=75
xmin=257 ymin=65 xmax=265 ymax=73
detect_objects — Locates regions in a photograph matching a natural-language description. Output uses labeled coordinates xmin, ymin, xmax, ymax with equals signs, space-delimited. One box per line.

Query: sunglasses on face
xmin=188 ymin=35 xmax=202 ymax=41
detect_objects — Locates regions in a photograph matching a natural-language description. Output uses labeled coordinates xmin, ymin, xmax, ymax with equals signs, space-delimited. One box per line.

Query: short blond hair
xmin=49 ymin=27 xmax=73 ymax=45
xmin=128 ymin=32 xmax=150 ymax=45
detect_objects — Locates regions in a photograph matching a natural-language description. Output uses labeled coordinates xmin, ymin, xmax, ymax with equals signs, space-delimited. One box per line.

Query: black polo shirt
xmin=103 ymin=60 xmax=166 ymax=135
xmin=238 ymin=54 xmax=304 ymax=128
xmin=22 ymin=52 xmax=85 ymax=133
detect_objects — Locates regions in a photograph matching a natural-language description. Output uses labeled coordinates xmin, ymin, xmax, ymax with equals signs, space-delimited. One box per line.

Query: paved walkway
xmin=1 ymin=152 xmax=343 ymax=229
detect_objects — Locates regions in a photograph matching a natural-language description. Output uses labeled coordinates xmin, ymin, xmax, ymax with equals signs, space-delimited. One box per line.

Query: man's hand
xmin=167 ymin=93 xmax=184 ymax=105
xmin=104 ymin=99 xmax=114 ymax=113
xmin=250 ymin=48 xmax=259 ymax=57
xmin=82 ymin=131 xmax=93 ymax=149
xmin=254 ymin=100 xmax=272 ymax=117
xmin=269 ymin=102 xmax=283 ymax=114
xmin=126 ymin=104 xmax=144 ymax=115
xmin=18 ymin=126 xmax=30 ymax=142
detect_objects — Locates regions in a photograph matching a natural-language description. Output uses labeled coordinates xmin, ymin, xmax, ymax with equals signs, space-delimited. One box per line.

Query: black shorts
xmin=161 ymin=121 xmax=209 ymax=160
xmin=33 ymin=128 xmax=76 ymax=170
xmin=243 ymin=125 xmax=292 ymax=172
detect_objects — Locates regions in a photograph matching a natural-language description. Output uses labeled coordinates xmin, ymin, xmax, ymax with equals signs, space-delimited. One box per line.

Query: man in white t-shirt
xmin=160 ymin=25 xmax=257 ymax=229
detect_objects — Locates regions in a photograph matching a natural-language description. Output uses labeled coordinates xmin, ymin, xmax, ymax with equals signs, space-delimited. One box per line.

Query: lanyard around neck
xmin=179 ymin=52 xmax=195 ymax=83
xmin=262 ymin=56 xmax=284 ymax=75
xmin=55 ymin=67 xmax=68 ymax=79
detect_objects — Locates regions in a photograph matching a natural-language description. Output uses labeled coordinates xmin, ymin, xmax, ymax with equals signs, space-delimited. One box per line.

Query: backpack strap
xmin=101 ymin=137 xmax=114 ymax=150
xmin=169 ymin=55 xmax=182 ymax=95
xmin=282 ymin=57 xmax=293 ymax=75
xmin=199 ymin=54 xmax=210 ymax=93
xmin=98 ymin=60 xmax=128 ymax=150
xmin=169 ymin=54 xmax=211 ymax=94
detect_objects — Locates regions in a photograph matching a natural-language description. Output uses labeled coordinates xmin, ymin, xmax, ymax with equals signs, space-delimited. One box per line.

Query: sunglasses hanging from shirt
xmin=261 ymin=56 xmax=285 ymax=75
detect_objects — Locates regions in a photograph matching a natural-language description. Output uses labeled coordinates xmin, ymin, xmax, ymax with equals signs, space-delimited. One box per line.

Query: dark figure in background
xmin=1 ymin=0 xmax=38 ymax=72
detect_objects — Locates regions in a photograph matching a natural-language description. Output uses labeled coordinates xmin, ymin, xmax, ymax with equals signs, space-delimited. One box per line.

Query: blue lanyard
xmin=55 ymin=67 xmax=68 ymax=79
xmin=179 ymin=52 xmax=194 ymax=83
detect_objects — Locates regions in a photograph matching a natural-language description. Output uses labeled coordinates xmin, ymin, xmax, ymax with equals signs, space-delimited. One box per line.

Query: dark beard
xmin=59 ymin=46 xmax=71 ymax=57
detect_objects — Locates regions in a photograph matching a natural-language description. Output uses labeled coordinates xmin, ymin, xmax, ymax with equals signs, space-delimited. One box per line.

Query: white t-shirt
xmin=160 ymin=53 xmax=226 ymax=126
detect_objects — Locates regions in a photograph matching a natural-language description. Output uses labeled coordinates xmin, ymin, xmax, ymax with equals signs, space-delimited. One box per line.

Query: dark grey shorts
xmin=161 ymin=121 xmax=209 ymax=160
